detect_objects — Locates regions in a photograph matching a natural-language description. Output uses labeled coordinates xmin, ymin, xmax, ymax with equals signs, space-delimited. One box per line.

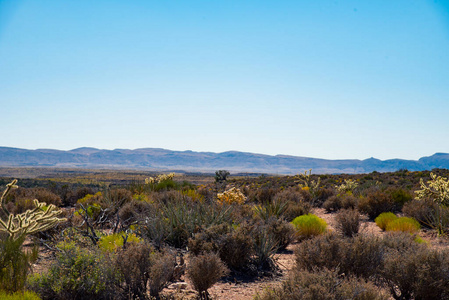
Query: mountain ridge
xmin=0 ymin=147 xmax=447 ymax=174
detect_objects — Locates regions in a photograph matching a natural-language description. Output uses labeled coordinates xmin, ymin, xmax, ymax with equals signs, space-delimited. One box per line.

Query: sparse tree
xmin=215 ymin=170 xmax=230 ymax=183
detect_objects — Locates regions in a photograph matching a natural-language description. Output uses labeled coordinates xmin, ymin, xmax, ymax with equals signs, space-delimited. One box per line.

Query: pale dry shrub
xmin=186 ymin=252 xmax=229 ymax=298
xmin=254 ymin=268 xmax=389 ymax=300
xmin=335 ymin=208 xmax=360 ymax=237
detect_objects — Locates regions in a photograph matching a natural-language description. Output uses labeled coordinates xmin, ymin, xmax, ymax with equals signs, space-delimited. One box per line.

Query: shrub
xmin=0 ymin=290 xmax=41 ymax=300
xmin=114 ymin=242 xmax=175 ymax=299
xmin=312 ymin=187 xmax=335 ymax=207
xmin=291 ymin=214 xmax=327 ymax=240
xmin=382 ymin=241 xmax=449 ymax=300
xmin=254 ymin=268 xmax=389 ymax=300
xmin=252 ymin=227 xmax=279 ymax=272
xmin=335 ymin=208 xmax=360 ymax=237
xmin=98 ymin=232 xmax=142 ymax=252
xmin=118 ymin=199 xmax=152 ymax=227
xmin=415 ymin=172 xmax=449 ymax=235
xmin=253 ymin=199 xmax=288 ymax=221
xmin=283 ymin=201 xmax=311 ymax=222
xmin=186 ymin=252 xmax=229 ymax=298
xmin=188 ymin=223 xmax=253 ymax=272
xmin=403 ymin=198 xmax=449 ymax=232
xmin=294 ymin=233 xmax=345 ymax=272
xmin=358 ymin=189 xmax=395 ymax=219
xmin=375 ymin=212 xmax=398 ymax=231
xmin=0 ymin=236 xmax=38 ymax=293
xmin=265 ymin=218 xmax=295 ymax=250
xmin=295 ymin=233 xmax=385 ymax=280
xmin=323 ymin=193 xmax=357 ymax=213
xmin=386 ymin=217 xmax=420 ymax=234
xmin=147 ymin=250 xmax=176 ymax=298
xmin=28 ymin=241 xmax=118 ymax=300
xmin=389 ymin=187 xmax=413 ymax=209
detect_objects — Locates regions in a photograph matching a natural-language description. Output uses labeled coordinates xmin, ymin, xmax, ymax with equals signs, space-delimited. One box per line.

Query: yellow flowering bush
xmin=217 ymin=187 xmax=246 ymax=205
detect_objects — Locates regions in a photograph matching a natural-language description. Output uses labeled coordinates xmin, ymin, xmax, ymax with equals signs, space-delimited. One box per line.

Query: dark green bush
xmin=0 ymin=236 xmax=38 ymax=293
xmin=358 ymin=189 xmax=396 ymax=219
xmin=28 ymin=241 xmax=118 ymax=300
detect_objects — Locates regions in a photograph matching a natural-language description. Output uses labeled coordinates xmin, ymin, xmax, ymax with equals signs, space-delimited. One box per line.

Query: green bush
xmin=358 ymin=189 xmax=395 ymax=219
xmin=0 ymin=290 xmax=41 ymax=300
xmin=98 ymin=232 xmax=142 ymax=252
xmin=291 ymin=214 xmax=327 ymax=240
xmin=0 ymin=236 xmax=38 ymax=293
xmin=28 ymin=241 xmax=118 ymax=300
xmin=375 ymin=212 xmax=398 ymax=231
xmin=386 ymin=217 xmax=420 ymax=234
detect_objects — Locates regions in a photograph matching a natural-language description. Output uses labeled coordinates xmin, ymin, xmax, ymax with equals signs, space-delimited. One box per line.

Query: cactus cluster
xmin=0 ymin=180 xmax=66 ymax=240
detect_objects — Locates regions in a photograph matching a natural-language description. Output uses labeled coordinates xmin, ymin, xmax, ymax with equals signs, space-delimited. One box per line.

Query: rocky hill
xmin=0 ymin=147 xmax=447 ymax=174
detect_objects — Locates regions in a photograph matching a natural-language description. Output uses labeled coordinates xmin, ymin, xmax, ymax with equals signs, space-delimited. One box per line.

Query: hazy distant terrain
xmin=0 ymin=147 xmax=448 ymax=174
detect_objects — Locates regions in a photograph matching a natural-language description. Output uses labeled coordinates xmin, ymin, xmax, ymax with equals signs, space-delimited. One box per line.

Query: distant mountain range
xmin=0 ymin=147 xmax=448 ymax=174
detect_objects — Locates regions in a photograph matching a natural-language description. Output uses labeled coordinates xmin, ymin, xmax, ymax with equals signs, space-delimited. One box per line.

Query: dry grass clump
xmin=254 ymin=268 xmax=389 ymax=300
xmin=335 ymin=208 xmax=360 ymax=237
xmin=186 ymin=252 xmax=229 ymax=299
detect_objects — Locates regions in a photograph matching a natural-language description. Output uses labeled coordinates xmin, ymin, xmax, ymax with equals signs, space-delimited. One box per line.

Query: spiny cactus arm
xmin=415 ymin=173 xmax=449 ymax=205
xmin=0 ymin=214 xmax=13 ymax=232
xmin=0 ymin=179 xmax=18 ymax=217
xmin=0 ymin=200 xmax=66 ymax=240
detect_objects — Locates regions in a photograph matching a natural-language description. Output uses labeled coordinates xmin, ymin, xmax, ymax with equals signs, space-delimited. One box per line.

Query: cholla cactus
xmin=217 ymin=187 xmax=246 ymax=205
xmin=296 ymin=169 xmax=321 ymax=191
xmin=336 ymin=179 xmax=359 ymax=193
xmin=145 ymin=173 xmax=175 ymax=185
xmin=415 ymin=173 xmax=449 ymax=205
xmin=0 ymin=180 xmax=66 ymax=240
xmin=415 ymin=173 xmax=449 ymax=235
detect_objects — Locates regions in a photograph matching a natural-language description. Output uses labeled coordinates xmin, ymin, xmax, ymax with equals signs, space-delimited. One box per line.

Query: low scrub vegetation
xmin=0 ymin=169 xmax=449 ymax=299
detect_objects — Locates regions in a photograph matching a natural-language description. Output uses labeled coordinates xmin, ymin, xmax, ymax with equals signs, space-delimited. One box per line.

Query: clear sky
xmin=0 ymin=0 xmax=448 ymax=160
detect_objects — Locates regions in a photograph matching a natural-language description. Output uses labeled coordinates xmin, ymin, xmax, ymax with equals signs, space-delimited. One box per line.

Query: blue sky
xmin=0 ymin=0 xmax=448 ymax=160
